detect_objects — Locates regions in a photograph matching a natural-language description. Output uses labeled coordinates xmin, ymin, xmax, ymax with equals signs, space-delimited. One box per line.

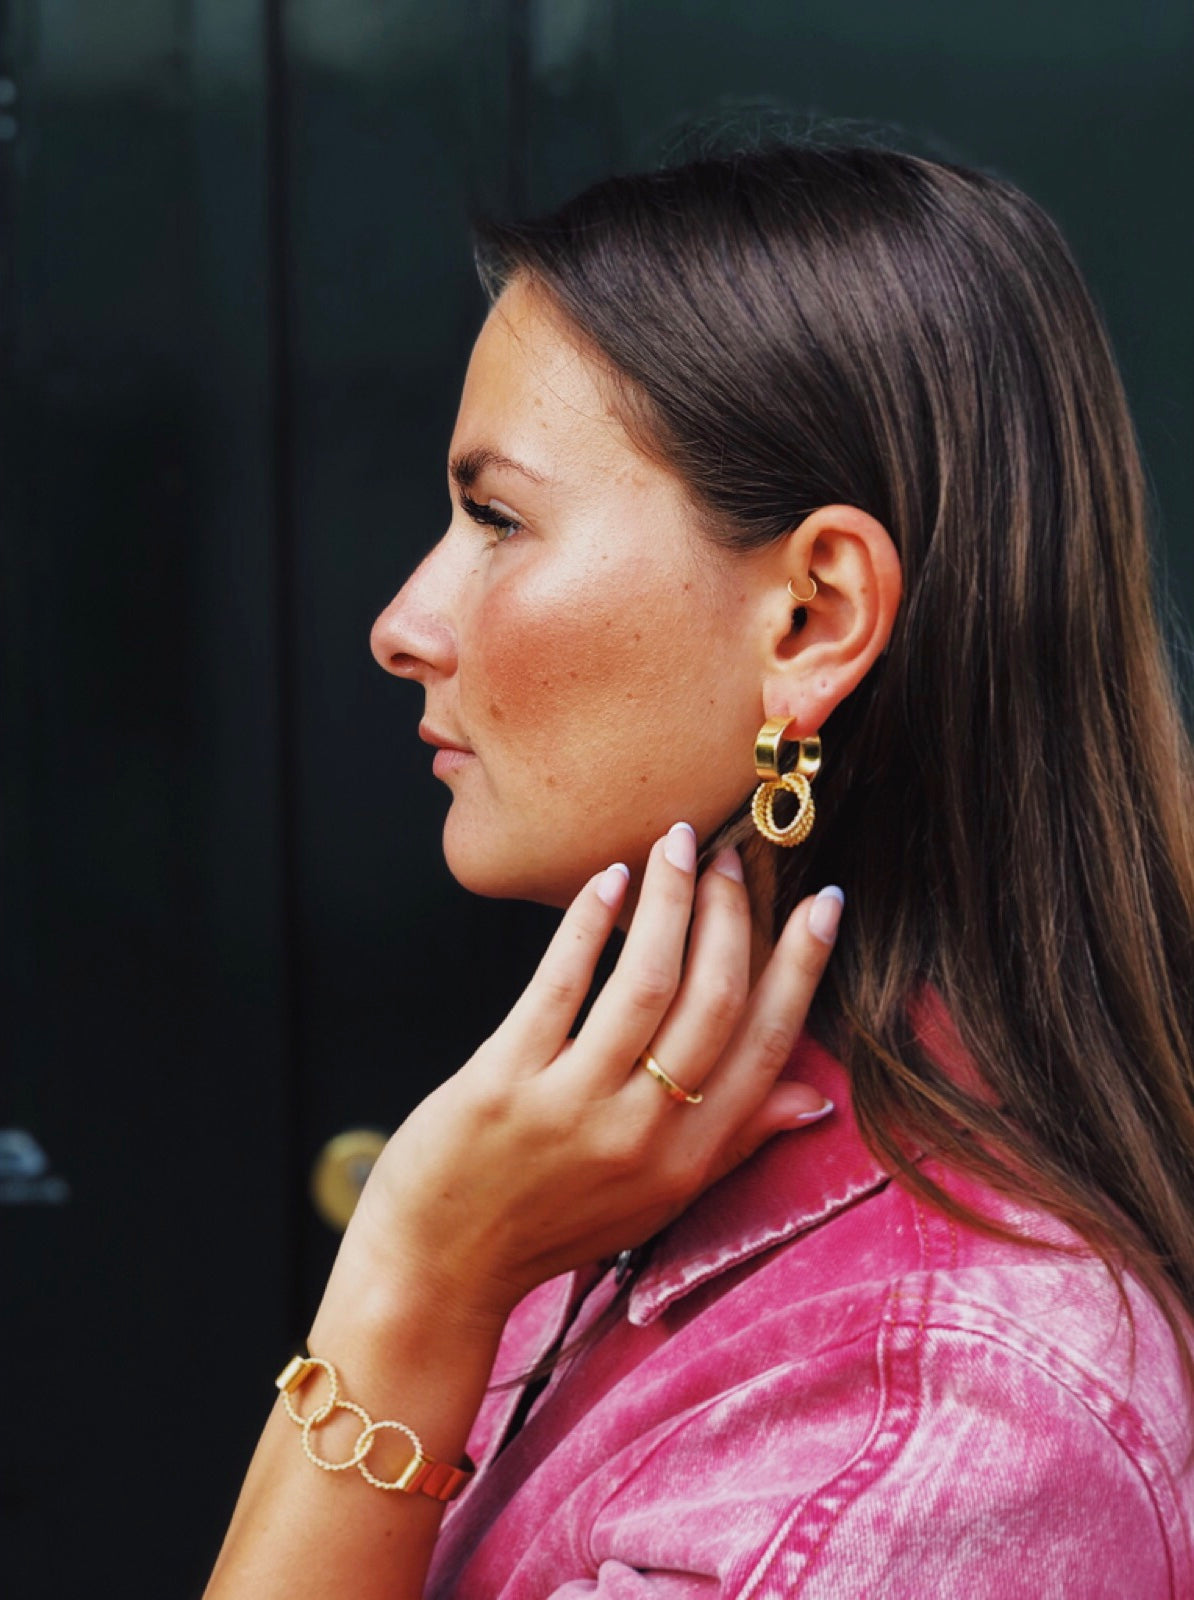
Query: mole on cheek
xmin=488 ymin=701 xmax=505 ymax=721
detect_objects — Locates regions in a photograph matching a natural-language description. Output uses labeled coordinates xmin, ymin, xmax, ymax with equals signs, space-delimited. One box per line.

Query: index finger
xmin=492 ymin=862 xmax=631 ymax=1068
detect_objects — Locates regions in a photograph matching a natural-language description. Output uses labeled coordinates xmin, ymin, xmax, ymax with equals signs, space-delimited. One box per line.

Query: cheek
xmin=469 ymin=579 xmax=669 ymax=762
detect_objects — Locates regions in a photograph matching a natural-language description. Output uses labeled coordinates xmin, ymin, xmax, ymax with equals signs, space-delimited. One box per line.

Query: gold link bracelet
xmin=275 ymin=1353 xmax=474 ymax=1500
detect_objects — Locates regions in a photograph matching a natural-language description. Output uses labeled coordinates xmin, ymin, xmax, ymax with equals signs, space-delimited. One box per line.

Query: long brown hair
xmin=475 ymin=141 xmax=1194 ymax=1373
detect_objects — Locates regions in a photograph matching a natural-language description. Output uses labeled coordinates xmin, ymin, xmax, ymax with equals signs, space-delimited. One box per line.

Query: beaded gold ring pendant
xmin=751 ymin=721 xmax=821 ymax=847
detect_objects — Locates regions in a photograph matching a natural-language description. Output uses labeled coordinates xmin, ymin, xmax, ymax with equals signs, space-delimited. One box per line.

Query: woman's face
xmin=370 ymin=279 xmax=771 ymax=907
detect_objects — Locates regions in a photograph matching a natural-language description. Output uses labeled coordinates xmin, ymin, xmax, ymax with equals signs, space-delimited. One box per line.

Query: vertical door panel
xmin=1 ymin=4 xmax=288 ymax=1594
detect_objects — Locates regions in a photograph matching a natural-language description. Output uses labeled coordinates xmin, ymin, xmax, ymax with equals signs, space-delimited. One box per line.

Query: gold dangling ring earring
xmin=751 ymin=718 xmax=821 ymax=847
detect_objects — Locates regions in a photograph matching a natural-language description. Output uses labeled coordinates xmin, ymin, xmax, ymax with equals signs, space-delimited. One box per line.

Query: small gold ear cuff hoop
xmin=787 ymin=577 xmax=817 ymax=605
xmin=638 ymin=1051 xmax=704 ymax=1106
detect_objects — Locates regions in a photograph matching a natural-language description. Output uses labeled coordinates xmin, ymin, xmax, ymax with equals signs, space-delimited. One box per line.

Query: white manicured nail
xmin=663 ymin=822 xmax=697 ymax=873
xmin=711 ymin=847 xmax=744 ymax=882
xmin=808 ymin=885 xmax=845 ymax=945
xmin=793 ymin=1099 xmax=835 ymax=1125
xmin=596 ymin=862 xmax=630 ymax=907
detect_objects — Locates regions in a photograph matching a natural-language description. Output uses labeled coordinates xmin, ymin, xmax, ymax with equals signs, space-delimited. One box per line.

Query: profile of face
xmin=370 ymin=279 xmax=900 ymax=908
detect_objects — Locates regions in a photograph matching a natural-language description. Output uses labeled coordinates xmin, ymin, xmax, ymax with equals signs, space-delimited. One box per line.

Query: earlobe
xmin=761 ymin=504 xmax=901 ymax=731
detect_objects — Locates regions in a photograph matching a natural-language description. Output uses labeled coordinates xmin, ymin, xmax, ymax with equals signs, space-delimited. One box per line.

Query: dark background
xmin=1 ymin=2 xmax=1190 ymax=1594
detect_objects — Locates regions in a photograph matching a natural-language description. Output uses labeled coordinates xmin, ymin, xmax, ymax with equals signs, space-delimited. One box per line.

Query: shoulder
xmin=595 ymin=1170 xmax=1194 ymax=1596
xmin=448 ymin=1128 xmax=1194 ymax=1597
xmin=768 ymin=1261 xmax=1193 ymax=1597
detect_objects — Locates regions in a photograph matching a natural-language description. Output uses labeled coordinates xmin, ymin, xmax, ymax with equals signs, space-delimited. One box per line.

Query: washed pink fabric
xmin=427 ymin=1032 xmax=1194 ymax=1597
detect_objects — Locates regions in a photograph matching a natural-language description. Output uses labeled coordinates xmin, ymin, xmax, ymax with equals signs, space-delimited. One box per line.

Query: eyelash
xmin=460 ymin=493 xmax=523 ymax=544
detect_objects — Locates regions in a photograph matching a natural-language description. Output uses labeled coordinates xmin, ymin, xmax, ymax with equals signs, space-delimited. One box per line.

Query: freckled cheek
xmin=469 ymin=593 xmax=649 ymax=759
xmin=469 ymin=600 xmax=579 ymax=751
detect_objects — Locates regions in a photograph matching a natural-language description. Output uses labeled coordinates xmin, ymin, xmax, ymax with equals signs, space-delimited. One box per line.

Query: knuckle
xmin=697 ymin=969 xmax=748 ymax=1029
xmin=745 ymin=1019 xmax=796 ymax=1075
xmin=537 ymin=960 xmax=584 ymax=1010
xmin=466 ymin=1079 xmax=513 ymax=1127
xmin=625 ymin=960 xmax=678 ymax=1014
xmin=596 ymin=1117 xmax=653 ymax=1172
xmin=536 ymin=933 xmax=596 ymax=1004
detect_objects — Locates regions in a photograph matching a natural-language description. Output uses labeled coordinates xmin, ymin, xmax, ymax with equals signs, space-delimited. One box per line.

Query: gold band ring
xmin=637 ymin=1050 xmax=703 ymax=1106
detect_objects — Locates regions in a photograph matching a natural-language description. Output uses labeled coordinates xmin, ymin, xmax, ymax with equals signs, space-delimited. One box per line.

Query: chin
xmin=441 ymin=822 xmax=583 ymax=910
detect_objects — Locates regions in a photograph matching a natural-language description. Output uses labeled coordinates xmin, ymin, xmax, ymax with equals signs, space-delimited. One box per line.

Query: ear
xmin=759 ymin=504 xmax=902 ymax=732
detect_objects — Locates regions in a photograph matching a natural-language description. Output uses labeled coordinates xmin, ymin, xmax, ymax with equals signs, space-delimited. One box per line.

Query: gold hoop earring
xmin=751 ymin=719 xmax=821 ymax=847
xmin=787 ymin=576 xmax=817 ymax=605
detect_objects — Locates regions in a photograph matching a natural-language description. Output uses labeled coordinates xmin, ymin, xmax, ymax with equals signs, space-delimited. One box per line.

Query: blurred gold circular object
xmin=310 ymin=1128 xmax=387 ymax=1232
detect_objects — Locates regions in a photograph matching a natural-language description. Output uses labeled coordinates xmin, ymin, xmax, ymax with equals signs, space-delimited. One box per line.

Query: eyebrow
xmin=449 ymin=447 xmax=548 ymax=493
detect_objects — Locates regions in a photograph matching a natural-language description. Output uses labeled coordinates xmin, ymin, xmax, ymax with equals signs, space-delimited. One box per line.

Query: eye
xmin=460 ymin=493 xmax=523 ymax=544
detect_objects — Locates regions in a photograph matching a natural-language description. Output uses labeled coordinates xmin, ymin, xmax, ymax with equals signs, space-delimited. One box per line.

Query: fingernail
xmin=808 ymin=885 xmax=845 ymax=945
xmin=711 ymin=846 xmax=744 ymax=883
xmin=663 ymin=821 xmax=697 ymax=873
xmin=596 ymin=862 xmax=630 ymax=907
xmin=793 ymin=1098 xmax=835 ymax=1125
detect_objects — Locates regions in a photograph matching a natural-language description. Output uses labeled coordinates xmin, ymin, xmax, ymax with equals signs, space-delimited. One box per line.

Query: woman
xmin=206 ymin=142 xmax=1194 ymax=1597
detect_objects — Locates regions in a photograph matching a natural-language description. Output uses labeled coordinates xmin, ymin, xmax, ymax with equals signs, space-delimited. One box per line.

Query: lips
xmin=418 ymin=723 xmax=474 ymax=756
xmin=419 ymin=722 xmax=476 ymax=781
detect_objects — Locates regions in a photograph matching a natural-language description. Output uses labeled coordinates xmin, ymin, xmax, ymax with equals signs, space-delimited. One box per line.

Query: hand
xmin=339 ymin=824 xmax=843 ymax=1330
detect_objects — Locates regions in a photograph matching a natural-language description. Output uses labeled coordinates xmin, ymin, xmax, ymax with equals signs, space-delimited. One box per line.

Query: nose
xmin=369 ymin=538 xmax=461 ymax=682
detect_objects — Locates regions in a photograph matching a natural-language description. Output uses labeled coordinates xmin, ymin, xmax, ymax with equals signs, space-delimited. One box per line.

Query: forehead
xmin=452 ymin=281 xmax=638 ymax=478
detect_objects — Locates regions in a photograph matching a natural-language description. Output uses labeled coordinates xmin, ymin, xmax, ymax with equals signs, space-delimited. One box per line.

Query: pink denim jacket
xmin=427 ymin=1032 xmax=1194 ymax=1597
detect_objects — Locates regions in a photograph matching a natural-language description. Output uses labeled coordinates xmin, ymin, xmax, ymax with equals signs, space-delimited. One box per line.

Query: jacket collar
xmin=627 ymin=1031 xmax=891 ymax=1326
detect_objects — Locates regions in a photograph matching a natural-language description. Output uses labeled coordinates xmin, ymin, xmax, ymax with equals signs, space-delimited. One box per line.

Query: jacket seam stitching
xmin=737 ymin=1277 xmax=925 ymax=1599
xmin=888 ymin=1313 xmax=1182 ymax=1594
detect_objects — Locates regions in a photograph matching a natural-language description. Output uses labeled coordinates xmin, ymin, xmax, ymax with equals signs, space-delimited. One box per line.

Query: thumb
xmin=705 ymin=1084 xmax=835 ymax=1187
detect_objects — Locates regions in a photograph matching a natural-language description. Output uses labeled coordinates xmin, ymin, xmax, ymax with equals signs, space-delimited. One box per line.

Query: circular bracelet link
xmin=274 ymin=1350 xmax=473 ymax=1500
xmin=356 ymin=1419 xmax=427 ymax=1491
xmin=300 ymin=1399 xmax=374 ymax=1472
xmin=281 ymin=1356 xmax=339 ymax=1428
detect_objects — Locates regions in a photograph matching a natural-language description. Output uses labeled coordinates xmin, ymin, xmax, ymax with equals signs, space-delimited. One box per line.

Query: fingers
xmin=618 ymin=846 xmax=752 ymax=1103
xmin=495 ymin=861 xmax=631 ymax=1067
xmin=696 ymin=886 xmax=844 ymax=1127
xmin=570 ymin=823 xmax=704 ymax=1083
